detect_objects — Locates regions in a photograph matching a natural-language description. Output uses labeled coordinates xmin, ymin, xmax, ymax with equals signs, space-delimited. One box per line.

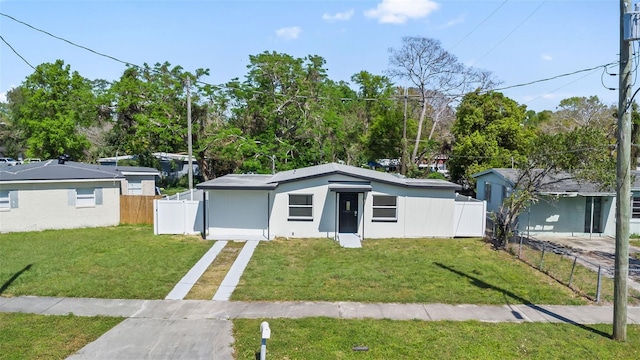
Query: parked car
xmin=22 ymin=158 xmax=41 ymax=164
xmin=0 ymin=157 xmax=18 ymax=166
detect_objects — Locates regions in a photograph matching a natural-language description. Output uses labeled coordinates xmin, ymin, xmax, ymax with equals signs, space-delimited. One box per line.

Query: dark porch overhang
xmin=328 ymin=184 xmax=372 ymax=192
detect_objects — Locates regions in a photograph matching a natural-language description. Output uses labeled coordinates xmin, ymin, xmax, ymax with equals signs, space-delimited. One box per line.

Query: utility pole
xmin=615 ymin=0 xmax=633 ymax=341
xmin=186 ymin=77 xmax=194 ymax=192
xmin=401 ymin=86 xmax=408 ymax=175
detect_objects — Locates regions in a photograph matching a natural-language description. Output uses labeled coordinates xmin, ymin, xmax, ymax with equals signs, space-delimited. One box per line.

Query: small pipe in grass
xmin=352 ymin=346 xmax=369 ymax=351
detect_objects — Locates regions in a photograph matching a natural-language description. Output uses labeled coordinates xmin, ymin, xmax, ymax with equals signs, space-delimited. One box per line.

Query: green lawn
xmin=0 ymin=225 xmax=212 ymax=299
xmin=0 ymin=313 xmax=123 ymax=360
xmin=233 ymin=318 xmax=640 ymax=360
xmin=232 ymin=238 xmax=588 ymax=305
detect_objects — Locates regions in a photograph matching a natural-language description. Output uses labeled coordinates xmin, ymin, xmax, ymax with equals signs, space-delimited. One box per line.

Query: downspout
xmin=334 ymin=192 xmax=338 ymax=241
xmin=202 ymin=190 xmax=207 ymax=239
xmin=267 ymin=192 xmax=271 ymax=240
xmin=362 ymin=192 xmax=366 ymax=241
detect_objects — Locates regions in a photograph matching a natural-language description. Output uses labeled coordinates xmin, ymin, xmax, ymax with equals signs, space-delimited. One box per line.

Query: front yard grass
xmin=0 ymin=225 xmax=212 ymax=299
xmin=233 ymin=318 xmax=640 ymax=359
xmin=232 ymin=238 xmax=588 ymax=305
xmin=0 ymin=313 xmax=123 ymax=360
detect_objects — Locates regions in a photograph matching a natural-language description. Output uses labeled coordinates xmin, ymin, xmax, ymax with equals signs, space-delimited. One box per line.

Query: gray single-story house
xmin=0 ymin=160 xmax=159 ymax=233
xmin=196 ymin=163 xmax=485 ymax=243
xmin=472 ymin=168 xmax=640 ymax=237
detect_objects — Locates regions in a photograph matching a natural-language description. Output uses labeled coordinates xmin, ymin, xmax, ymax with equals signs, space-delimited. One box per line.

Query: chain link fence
xmin=502 ymin=232 xmax=640 ymax=304
xmin=485 ymin=217 xmax=640 ymax=304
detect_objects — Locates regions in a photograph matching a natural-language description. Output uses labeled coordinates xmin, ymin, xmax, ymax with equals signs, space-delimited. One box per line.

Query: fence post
xmin=596 ymin=266 xmax=602 ymax=303
xmin=568 ymin=256 xmax=578 ymax=287
xmin=259 ymin=321 xmax=270 ymax=360
xmin=518 ymin=233 xmax=523 ymax=259
xmin=540 ymin=242 xmax=546 ymax=270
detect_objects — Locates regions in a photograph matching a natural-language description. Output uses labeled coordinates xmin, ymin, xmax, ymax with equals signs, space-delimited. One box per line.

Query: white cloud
xmin=441 ymin=13 xmax=465 ymax=28
xmin=323 ymin=9 xmax=354 ymax=22
xmin=0 ymin=92 xmax=6 ymax=103
xmin=365 ymin=0 xmax=440 ymax=24
xmin=542 ymin=54 xmax=553 ymax=61
xmin=275 ymin=26 xmax=302 ymax=40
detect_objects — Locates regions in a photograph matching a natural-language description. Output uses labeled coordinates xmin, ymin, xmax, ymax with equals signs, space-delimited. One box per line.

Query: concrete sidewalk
xmin=3 ymin=296 xmax=640 ymax=359
xmin=3 ymin=296 xmax=640 ymax=323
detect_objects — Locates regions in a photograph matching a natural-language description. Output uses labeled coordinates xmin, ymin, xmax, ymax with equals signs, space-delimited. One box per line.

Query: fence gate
xmin=154 ymin=199 xmax=203 ymax=235
xmin=453 ymin=195 xmax=487 ymax=237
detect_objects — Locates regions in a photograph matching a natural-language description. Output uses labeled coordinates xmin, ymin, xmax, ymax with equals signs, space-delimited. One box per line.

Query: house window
xmin=633 ymin=196 xmax=640 ymax=219
xmin=128 ymin=180 xmax=142 ymax=195
xmin=372 ymin=195 xmax=397 ymax=221
xmin=76 ymin=188 xmax=96 ymax=207
xmin=0 ymin=190 xmax=9 ymax=210
xmin=289 ymin=194 xmax=313 ymax=220
xmin=484 ymin=183 xmax=492 ymax=203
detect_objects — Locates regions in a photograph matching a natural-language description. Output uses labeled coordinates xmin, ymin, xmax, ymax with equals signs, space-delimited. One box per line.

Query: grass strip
xmin=233 ymin=318 xmax=640 ymax=360
xmin=0 ymin=313 xmax=123 ymax=360
xmin=0 ymin=225 xmax=212 ymax=299
xmin=233 ymin=238 xmax=587 ymax=305
xmin=184 ymin=241 xmax=245 ymax=300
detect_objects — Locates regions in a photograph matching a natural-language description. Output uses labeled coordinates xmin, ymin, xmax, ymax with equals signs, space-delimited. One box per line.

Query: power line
xmin=0 ymin=34 xmax=35 ymax=70
xmin=0 ymin=11 xmax=624 ymax=107
xmin=447 ymin=0 xmax=509 ymax=52
xmin=471 ymin=0 xmax=548 ymax=67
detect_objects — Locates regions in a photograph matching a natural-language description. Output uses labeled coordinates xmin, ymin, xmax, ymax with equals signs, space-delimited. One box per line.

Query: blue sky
xmin=0 ymin=0 xmax=621 ymax=112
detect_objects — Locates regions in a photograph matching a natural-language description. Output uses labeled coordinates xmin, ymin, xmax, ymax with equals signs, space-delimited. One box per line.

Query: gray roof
xmin=115 ymin=165 xmax=160 ymax=176
xmin=0 ymin=160 xmax=124 ymax=182
xmin=472 ymin=168 xmax=640 ymax=195
xmin=197 ymin=162 xmax=461 ymax=190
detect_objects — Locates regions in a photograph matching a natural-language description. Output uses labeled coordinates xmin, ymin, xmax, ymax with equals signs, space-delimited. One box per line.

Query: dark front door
xmin=584 ymin=196 xmax=603 ymax=233
xmin=339 ymin=193 xmax=358 ymax=233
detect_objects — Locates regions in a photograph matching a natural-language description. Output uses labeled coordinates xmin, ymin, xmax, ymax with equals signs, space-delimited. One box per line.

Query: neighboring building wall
xmin=0 ymin=181 xmax=121 ymax=233
xmin=122 ymin=175 xmax=157 ymax=195
xmin=517 ymin=195 xmax=615 ymax=237
xmin=475 ymin=173 xmax=510 ymax=214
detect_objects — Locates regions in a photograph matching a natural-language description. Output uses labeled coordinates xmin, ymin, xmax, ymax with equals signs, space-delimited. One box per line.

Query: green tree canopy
xmin=9 ymin=60 xmax=102 ymax=160
xmin=448 ymin=91 xmax=536 ymax=187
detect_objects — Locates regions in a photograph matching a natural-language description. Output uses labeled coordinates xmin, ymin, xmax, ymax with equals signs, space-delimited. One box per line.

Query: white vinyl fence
xmin=453 ymin=194 xmax=487 ymax=237
xmin=154 ymin=199 xmax=203 ymax=235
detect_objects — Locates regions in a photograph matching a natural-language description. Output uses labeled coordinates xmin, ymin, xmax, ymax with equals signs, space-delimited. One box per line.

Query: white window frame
xmin=372 ymin=195 xmax=397 ymax=222
xmin=127 ymin=180 xmax=143 ymax=195
xmin=76 ymin=188 xmax=96 ymax=207
xmin=288 ymin=194 xmax=313 ymax=221
xmin=0 ymin=190 xmax=9 ymax=210
xmin=484 ymin=183 xmax=492 ymax=203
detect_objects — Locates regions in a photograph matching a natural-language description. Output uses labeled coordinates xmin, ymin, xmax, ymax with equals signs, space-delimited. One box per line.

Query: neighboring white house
xmin=471 ymin=168 xmax=638 ymax=238
xmin=0 ymin=159 xmax=125 ymax=233
xmin=97 ymin=152 xmax=198 ymax=179
xmin=116 ymin=166 xmax=160 ymax=195
xmin=0 ymin=160 xmax=160 ymax=232
xmin=195 ymin=163 xmax=484 ymax=241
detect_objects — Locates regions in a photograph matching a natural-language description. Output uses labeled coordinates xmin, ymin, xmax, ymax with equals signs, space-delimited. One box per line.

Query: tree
xmin=387 ymin=36 xmax=498 ymax=169
xmin=448 ymin=91 xmax=536 ymax=187
xmin=541 ymin=96 xmax=615 ymax=136
xmin=9 ymin=60 xmax=101 ymax=160
xmin=492 ymin=126 xmax=615 ymax=247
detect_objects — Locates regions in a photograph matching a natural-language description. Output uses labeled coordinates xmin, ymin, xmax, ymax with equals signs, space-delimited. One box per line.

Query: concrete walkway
xmin=3 ymin=296 xmax=640 ymax=324
xmin=3 ymin=296 xmax=640 ymax=359
xmin=213 ymin=241 xmax=259 ymax=301
xmin=165 ymin=240 xmax=228 ymax=300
